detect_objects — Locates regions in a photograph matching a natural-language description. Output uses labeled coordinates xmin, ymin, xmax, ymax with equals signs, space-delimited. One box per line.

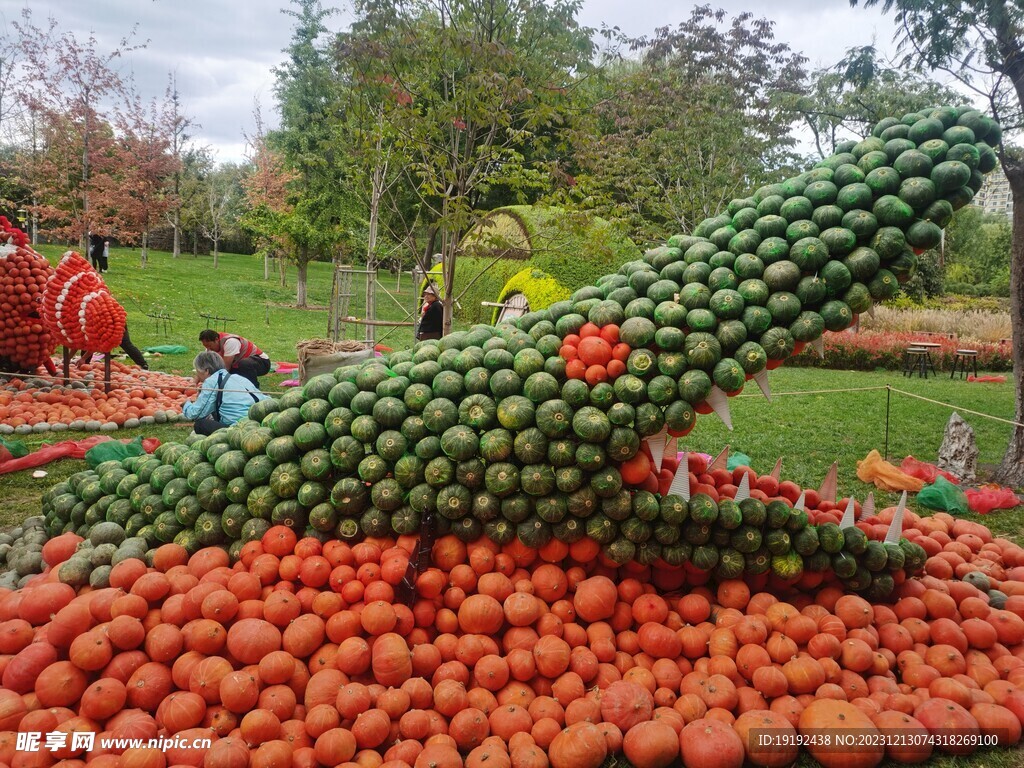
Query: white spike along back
xmin=752 ymin=369 xmax=772 ymax=402
xmin=770 ymin=458 xmax=782 ymax=481
xmin=811 ymin=337 xmax=825 ymax=359
xmin=885 ymin=491 xmax=908 ymax=544
xmin=867 ymin=304 xmax=876 ymax=320
xmin=735 ymin=473 xmax=751 ymax=502
xmin=667 ymin=464 xmax=691 ymax=501
xmin=706 ymin=386 xmax=733 ymax=431
xmin=645 ymin=428 xmax=668 ymax=473
xmin=666 ymin=436 xmax=679 ymax=468
xmin=838 ymin=497 xmax=857 ymax=528
xmin=709 ymin=445 xmax=730 ymax=472
xmin=818 ymin=461 xmax=839 ymax=504
xmin=793 ymin=490 xmax=806 ymax=512
xmin=860 ymin=492 xmax=875 ymax=521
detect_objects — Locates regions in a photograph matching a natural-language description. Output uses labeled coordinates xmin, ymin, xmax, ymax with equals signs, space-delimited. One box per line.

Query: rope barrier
xmin=4 ymin=366 xmax=1020 ymax=431
xmin=0 ymin=370 xmax=290 ymax=397
xmin=887 ymin=386 xmax=1024 ymax=429
xmin=735 ymin=385 xmax=890 ymax=398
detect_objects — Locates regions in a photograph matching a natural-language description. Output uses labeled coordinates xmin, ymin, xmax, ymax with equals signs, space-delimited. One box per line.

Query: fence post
xmin=884 ymin=385 xmax=891 ymax=461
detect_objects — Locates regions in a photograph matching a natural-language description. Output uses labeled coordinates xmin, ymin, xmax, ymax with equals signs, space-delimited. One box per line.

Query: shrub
xmin=789 ymin=331 xmax=1013 ymax=372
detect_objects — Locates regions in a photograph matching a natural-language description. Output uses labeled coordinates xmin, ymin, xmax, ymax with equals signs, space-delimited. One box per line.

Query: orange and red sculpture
xmin=0 ymin=218 xmax=126 ymax=374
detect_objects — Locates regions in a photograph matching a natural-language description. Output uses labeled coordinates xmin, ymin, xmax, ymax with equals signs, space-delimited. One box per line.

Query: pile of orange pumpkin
xmin=0 ymin=219 xmax=56 ymax=374
xmin=0 ymin=362 xmax=195 ymax=430
xmin=1 ymin=482 xmax=1023 ymax=768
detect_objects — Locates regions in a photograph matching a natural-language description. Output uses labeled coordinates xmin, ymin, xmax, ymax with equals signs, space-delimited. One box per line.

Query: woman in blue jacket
xmin=183 ymin=351 xmax=267 ymax=435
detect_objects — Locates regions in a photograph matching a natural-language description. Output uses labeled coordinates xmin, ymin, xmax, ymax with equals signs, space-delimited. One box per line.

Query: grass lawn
xmin=2 ymin=245 xmax=1023 ymax=767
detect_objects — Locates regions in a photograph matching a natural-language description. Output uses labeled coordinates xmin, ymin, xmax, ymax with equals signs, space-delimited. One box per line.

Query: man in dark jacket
xmin=88 ymin=233 xmax=105 ymax=272
xmin=416 ymin=284 xmax=443 ymax=341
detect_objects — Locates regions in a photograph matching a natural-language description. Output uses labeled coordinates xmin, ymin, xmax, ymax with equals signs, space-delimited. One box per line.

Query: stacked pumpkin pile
xmin=1 ymin=515 xmax=1023 ymax=768
xmin=0 ymin=364 xmax=194 ymax=435
xmin=36 ymin=103 xmax=1005 ymax=596
xmin=11 ymin=104 xmax=1016 ymax=765
xmin=0 ymin=217 xmax=56 ymax=374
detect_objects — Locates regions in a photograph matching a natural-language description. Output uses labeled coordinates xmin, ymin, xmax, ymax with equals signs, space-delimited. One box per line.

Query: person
xmin=416 ymin=284 xmax=443 ymax=341
xmin=198 ymin=329 xmax=271 ymax=387
xmin=76 ymin=325 xmax=149 ymax=370
xmin=182 ymin=350 xmax=267 ymax=435
xmin=88 ymin=233 xmax=105 ymax=272
xmin=101 ymin=239 xmax=110 ymax=272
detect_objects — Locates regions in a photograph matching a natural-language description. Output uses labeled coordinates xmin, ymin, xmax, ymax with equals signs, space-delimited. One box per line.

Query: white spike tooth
xmin=710 ymin=445 xmax=730 ymax=472
xmin=867 ymin=304 xmax=876 ymax=320
xmin=838 ymin=497 xmax=857 ymax=528
xmin=735 ymin=473 xmax=751 ymax=502
xmin=884 ymin=491 xmax=908 ymax=544
xmin=752 ymin=369 xmax=772 ymax=402
xmin=645 ymin=428 xmax=668 ymax=473
xmin=818 ymin=461 xmax=839 ymax=504
xmin=793 ymin=490 xmax=806 ymax=512
xmin=770 ymin=458 xmax=782 ymax=481
xmin=706 ymin=386 xmax=733 ymax=431
xmin=860 ymin=492 xmax=875 ymax=521
xmin=811 ymin=336 xmax=825 ymax=359
xmin=667 ymin=466 xmax=691 ymax=500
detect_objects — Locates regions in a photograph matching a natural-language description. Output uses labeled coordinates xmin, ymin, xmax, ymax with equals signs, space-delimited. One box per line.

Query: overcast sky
xmin=3 ymin=0 xmax=906 ymax=163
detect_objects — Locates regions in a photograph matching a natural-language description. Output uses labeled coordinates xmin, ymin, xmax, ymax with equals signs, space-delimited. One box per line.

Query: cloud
xmin=3 ymin=0 xmax=935 ymax=165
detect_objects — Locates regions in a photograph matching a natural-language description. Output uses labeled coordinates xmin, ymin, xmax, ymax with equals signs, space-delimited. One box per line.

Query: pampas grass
xmin=861 ymin=307 xmax=1012 ymax=343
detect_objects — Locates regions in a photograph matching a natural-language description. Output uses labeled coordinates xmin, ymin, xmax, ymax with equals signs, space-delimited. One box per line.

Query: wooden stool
xmin=902 ymin=346 xmax=932 ymax=378
xmin=950 ymin=349 xmax=978 ymax=379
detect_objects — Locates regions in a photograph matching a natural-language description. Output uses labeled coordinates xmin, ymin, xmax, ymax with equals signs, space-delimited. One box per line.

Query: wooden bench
xmin=913 ymin=331 xmax=957 ymax=342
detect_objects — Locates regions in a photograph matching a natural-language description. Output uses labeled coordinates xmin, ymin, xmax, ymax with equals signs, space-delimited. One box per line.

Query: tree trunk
xmin=81 ymin=100 xmax=89 ymax=247
xmin=141 ymin=231 xmax=149 ymax=269
xmin=264 ymin=250 xmax=270 ymax=281
xmin=297 ymin=251 xmax=309 ymax=308
xmin=994 ymin=161 xmax=1024 ymax=487
xmin=172 ymin=209 xmax=181 ymax=258
xmin=213 ymin=240 xmax=219 ymax=270
xmin=279 ymin=254 xmax=287 ymax=287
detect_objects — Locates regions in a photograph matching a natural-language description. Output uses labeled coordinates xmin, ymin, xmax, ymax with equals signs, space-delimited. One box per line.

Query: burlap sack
xmin=297 ymin=339 xmax=374 ymax=383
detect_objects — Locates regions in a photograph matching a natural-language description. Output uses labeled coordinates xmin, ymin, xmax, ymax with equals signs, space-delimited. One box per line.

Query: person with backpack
xmin=198 ymin=329 xmax=271 ymax=386
xmin=182 ymin=350 xmax=267 ymax=435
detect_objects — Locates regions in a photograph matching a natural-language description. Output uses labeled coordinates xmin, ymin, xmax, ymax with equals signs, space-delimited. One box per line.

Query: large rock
xmin=937 ymin=412 xmax=978 ymax=484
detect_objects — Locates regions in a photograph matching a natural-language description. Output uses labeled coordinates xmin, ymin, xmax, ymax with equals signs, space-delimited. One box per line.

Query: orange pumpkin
xmin=734 ymin=710 xmax=798 ymax=768
xmin=621 ymin=720 xmax=678 ymax=768
xmin=548 ymin=722 xmax=607 ymax=768
xmin=599 ymin=680 xmax=653 ymax=731
xmin=798 ymin=700 xmax=884 ymax=768
xmin=679 ymin=718 xmax=745 ymax=768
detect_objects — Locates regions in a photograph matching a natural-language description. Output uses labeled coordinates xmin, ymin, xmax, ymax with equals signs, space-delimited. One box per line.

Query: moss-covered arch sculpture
xmin=423 ymin=205 xmax=640 ymax=325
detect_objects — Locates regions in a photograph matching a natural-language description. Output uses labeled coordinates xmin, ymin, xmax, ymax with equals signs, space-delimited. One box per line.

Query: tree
xmin=272 ymin=0 xmax=348 ymax=308
xmin=343 ymin=0 xmax=596 ymax=333
xmin=12 ymin=9 xmax=144 ymax=245
xmin=795 ymin=45 xmax=963 ymax=159
xmin=114 ymin=85 xmax=179 ymax=267
xmin=162 ymin=75 xmax=199 ymax=259
xmin=943 ymin=206 xmax=1012 ymax=291
xmin=200 ymin=164 xmax=243 ymax=269
xmin=240 ymin=105 xmax=295 ymax=282
xmin=850 ymin=0 xmax=1024 ymax=485
xmin=563 ymin=7 xmax=806 ymax=243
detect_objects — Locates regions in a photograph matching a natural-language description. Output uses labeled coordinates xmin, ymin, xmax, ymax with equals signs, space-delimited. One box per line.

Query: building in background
xmin=974 ymin=166 xmax=1012 ymax=217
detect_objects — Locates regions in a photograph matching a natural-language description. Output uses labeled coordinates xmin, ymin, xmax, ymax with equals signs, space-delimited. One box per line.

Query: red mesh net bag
xmin=0 ymin=217 xmax=57 ymax=372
